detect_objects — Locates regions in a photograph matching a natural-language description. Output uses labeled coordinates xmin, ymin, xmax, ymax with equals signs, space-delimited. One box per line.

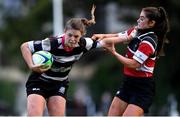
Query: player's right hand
xmin=30 ymin=64 xmax=50 ymax=73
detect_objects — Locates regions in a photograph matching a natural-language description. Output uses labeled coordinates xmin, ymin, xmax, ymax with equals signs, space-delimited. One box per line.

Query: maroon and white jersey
xmin=118 ymin=28 xmax=158 ymax=77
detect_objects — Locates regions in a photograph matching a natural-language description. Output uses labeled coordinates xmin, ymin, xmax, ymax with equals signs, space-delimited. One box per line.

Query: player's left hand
xmin=103 ymin=42 xmax=116 ymax=55
xmin=91 ymin=34 xmax=104 ymax=40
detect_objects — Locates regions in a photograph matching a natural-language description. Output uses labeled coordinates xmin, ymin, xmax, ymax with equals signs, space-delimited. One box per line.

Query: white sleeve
xmin=84 ymin=37 xmax=94 ymax=50
xmin=27 ymin=41 xmax=35 ymax=53
xmin=83 ymin=37 xmax=104 ymax=50
xmin=117 ymin=31 xmax=128 ymax=41
xmin=133 ymin=50 xmax=148 ymax=64
xmin=41 ymin=38 xmax=51 ymax=51
xmin=27 ymin=38 xmax=52 ymax=53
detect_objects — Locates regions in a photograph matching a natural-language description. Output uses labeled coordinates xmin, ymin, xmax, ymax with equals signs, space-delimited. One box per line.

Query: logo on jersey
xmin=58 ymin=87 xmax=65 ymax=94
xmin=32 ymin=88 xmax=40 ymax=91
xmin=116 ymin=91 xmax=120 ymax=95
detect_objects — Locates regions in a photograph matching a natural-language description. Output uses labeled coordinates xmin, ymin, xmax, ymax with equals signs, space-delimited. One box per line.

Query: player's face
xmin=137 ymin=11 xmax=153 ymax=29
xmin=64 ymin=29 xmax=82 ymax=48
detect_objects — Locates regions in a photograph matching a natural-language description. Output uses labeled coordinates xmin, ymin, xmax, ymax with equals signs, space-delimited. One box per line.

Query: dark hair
xmin=64 ymin=5 xmax=96 ymax=35
xmin=142 ymin=7 xmax=170 ymax=57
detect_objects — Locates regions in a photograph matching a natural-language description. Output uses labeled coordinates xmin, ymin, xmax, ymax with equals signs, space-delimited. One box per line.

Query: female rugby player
xmin=92 ymin=6 xmax=170 ymax=116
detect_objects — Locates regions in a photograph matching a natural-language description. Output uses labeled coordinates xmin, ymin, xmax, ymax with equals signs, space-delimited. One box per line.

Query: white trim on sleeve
xmin=28 ymin=41 xmax=35 ymax=53
xmin=84 ymin=37 xmax=93 ymax=50
xmin=117 ymin=31 xmax=128 ymax=42
xmin=42 ymin=38 xmax=51 ymax=51
xmin=133 ymin=50 xmax=148 ymax=64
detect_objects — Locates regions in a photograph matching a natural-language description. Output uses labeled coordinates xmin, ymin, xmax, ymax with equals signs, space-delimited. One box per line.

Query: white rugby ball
xmin=32 ymin=51 xmax=53 ymax=69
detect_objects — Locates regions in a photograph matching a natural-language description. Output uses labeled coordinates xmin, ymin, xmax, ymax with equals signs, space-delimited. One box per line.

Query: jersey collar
xmin=61 ymin=35 xmax=73 ymax=52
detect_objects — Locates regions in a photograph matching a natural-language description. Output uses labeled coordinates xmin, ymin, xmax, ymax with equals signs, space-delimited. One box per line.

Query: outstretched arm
xmin=92 ymin=27 xmax=137 ymax=44
xmin=92 ymin=33 xmax=129 ymax=43
xmin=91 ymin=33 xmax=119 ymax=40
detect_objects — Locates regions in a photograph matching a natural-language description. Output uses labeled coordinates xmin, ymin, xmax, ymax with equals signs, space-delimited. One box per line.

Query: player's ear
xmin=149 ymin=20 xmax=156 ymax=28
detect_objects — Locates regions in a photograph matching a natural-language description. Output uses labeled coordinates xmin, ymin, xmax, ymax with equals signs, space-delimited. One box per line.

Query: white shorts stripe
xmin=41 ymin=73 xmax=68 ymax=81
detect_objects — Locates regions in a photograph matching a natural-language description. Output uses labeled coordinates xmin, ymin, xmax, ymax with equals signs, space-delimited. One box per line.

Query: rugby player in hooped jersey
xmin=92 ymin=6 xmax=170 ymax=116
xmin=21 ymin=5 xmax=102 ymax=116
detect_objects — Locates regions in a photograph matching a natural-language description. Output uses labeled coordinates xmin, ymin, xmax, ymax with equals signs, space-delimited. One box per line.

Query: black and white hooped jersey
xmin=28 ymin=34 xmax=102 ymax=81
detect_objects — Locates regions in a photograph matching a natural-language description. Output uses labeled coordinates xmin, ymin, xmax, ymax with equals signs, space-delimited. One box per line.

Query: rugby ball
xmin=32 ymin=51 xmax=53 ymax=69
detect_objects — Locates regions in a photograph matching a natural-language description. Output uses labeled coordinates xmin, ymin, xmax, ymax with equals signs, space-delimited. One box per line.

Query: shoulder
xmin=79 ymin=37 xmax=98 ymax=50
xmin=118 ymin=27 xmax=136 ymax=36
xmin=79 ymin=37 xmax=94 ymax=46
xmin=48 ymin=35 xmax=63 ymax=43
xmin=139 ymin=32 xmax=158 ymax=49
xmin=78 ymin=37 xmax=86 ymax=47
xmin=127 ymin=27 xmax=136 ymax=35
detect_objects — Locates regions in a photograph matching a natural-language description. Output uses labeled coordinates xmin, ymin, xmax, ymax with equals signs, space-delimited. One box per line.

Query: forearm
xmin=102 ymin=32 xmax=133 ymax=44
xmin=103 ymin=36 xmax=128 ymax=44
xmin=113 ymin=51 xmax=141 ymax=69
xmin=92 ymin=33 xmax=118 ymax=40
xmin=20 ymin=42 xmax=34 ymax=69
xmin=102 ymin=34 xmax=119 ymax=38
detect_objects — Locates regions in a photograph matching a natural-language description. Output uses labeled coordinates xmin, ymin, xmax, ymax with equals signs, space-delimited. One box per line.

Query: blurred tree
xmin=0 ymin=0 xmax=52 ymax=69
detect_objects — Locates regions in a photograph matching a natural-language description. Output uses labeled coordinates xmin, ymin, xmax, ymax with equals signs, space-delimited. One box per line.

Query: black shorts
xmin=115 ymin=75 xmax=155 ymax=113
xmin=26 ymin=72 xmax=69 ymax=99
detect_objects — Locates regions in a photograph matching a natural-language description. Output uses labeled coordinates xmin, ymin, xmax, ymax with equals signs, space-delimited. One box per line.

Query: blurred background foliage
xmin=0 ymin=0 xmax=180 ymax=116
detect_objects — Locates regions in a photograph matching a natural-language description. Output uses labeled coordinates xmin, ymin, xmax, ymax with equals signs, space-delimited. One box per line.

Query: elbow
xmin=20 ymin=42 xmax=28 ymax=51
xmin=20 ymin=42 xmax=32 ymax=54
xmin=128 ymin=60 xmax=141 ymax=69
xmin=20 ymin=43 xmax=25 ymax=51
xmin=133 ymin=63 xmax=141 ymax=69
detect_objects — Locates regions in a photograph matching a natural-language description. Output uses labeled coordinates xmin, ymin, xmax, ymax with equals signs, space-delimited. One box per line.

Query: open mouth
xmin=68 ymin=42 xmax=77 ymax=47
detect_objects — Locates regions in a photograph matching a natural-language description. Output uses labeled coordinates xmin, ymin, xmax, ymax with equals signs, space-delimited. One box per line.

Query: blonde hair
xmin=65 ymin=5 xmax=96 ymax=35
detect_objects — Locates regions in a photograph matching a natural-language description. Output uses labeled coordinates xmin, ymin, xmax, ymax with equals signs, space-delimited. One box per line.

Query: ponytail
xmin=142 ymin=6 xmax=170 ymax=57
xmin=156 ymin=7 xmax=170 ymax=56
xmin=65 ymin=5 xmax=96 ymax=35
xmin=81 ymin=5 xmax=96 ymax=27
